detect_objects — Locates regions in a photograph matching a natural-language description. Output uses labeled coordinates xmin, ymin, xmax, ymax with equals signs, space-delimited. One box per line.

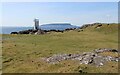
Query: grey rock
xmin=42 ymin=48 xmax=119 ymax=67
xmin=94 ymin=48 xmax=118 ymax=53
xmin=93 ymin=56 xmax=105 ymax=66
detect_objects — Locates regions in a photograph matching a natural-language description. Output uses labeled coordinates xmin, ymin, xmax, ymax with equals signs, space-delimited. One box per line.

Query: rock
xmin=93 ymin=56 xmax=105 ymax=66
xmin=36 ymin=30 xmax=45 ymax=35
xmin=74 ymin=56 xmax=82 ymax=61
xmin=42 ymin=48 xmax=119 ymax=67
xmin=35 ymin=32 xmax=38 ymax=35
xmin=94 ymin=48 xmax=118 ymax=53
xmin=95 ymin=24 xmax=102 ymax=28
xmin=18 ymin=30 xmax=30 ymax=34
xmin=68 ymin=54 xmax=72 ymax=56
xmin=29 ymin=32 xmax=34 ymax=34
xmin=80 ymin=52 xmax=96 ymax=64
xmin=110 ymin=49 xmax=118 ymax=52
xmin=79 ymin=69 xmax=83 ymax=73
xmin=11 ymin=29 xmax=47 ymax=35
xmin=11 ymin=32 xmax=18 ymax=34
xmin=3 ymin=58 xmax=13 ymax=63
xmin=78 ymin=29 xmax=83 ymax=32
xmin=79 ymin=23 xmax=102 ymax=29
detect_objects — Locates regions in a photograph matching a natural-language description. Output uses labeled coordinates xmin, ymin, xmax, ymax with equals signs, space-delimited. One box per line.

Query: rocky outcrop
xmin=95 ymin=24 xmax=102 ymax=28
xmin=42 ymin=48 xmax=119 ymax=67
xmin=79 ymin=23 xmax=103 ymax=29
xmin=11 ymin=32 xmax=18 ymax=34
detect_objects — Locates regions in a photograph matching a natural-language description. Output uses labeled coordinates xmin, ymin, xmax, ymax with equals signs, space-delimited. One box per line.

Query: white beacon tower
xmin=34 ymin=18 xmax=39 ymax=30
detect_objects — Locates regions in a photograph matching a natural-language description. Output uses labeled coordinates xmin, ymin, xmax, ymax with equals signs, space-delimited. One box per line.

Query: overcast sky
xmin=1 ymin=2 xmax=118 ymax=27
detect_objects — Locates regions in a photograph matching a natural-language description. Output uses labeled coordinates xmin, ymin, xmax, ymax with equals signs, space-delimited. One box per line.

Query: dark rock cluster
xmin=42 ymin=48 xmax=119 ymax=67
xmin=11 ymin=29 xmax=45 ymax=35
xmin=10 ymin=27 xmax=77 ymax=34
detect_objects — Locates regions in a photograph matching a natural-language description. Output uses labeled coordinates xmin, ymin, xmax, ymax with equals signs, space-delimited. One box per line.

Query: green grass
xmin=2 ymin=23 xmax=119 ymax=73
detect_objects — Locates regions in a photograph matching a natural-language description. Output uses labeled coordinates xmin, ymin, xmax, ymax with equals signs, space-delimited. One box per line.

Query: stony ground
xmin=43 ymin=48 xmax=119 ymax=67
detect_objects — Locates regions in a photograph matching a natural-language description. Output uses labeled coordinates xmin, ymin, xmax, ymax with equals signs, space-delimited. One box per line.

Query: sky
xmin=1 ymin=0 xmax=119 ymax=2
xmin=1 ymin=2 xmax=118 ymax=27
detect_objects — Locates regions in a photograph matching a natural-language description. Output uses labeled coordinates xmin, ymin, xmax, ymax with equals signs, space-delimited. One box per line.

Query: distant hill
xmin=40 ymin=23 xmax=79 ymax=30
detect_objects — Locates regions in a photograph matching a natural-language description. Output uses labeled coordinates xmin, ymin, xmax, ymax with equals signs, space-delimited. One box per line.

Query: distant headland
xmin=10 ymin=19 xmax=78 ymax=34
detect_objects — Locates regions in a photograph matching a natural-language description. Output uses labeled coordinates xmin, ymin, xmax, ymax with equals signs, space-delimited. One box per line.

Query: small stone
xmin=100 ymin=63 xmax=103 ymax=66
xmin=85 ymin=67 xmax=87 ymax=69
xmin=79 ymin=69 xmax=83 ymax=73
xmin=38 ymin=64 xmax=40 ymax=66
xmin=68 ymin=65 xmax=70 ymax=66
xmin=112 ymin=66 xmax=114 ymax=67
xmin=68 ymin=54 xmax=72 ymax=56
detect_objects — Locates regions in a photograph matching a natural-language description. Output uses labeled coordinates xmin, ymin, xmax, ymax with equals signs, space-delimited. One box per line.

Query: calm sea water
xmin=1 ymin=27 xmax=33 ymax=34
xmin=1 ymin=25 xmax=79 ymax=34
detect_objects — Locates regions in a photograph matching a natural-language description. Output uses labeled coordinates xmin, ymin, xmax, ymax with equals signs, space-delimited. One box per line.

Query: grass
xmin=2 ymin=23 xmax=119 ymax=73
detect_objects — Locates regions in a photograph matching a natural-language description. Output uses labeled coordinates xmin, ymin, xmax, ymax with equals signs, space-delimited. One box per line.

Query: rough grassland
xmin=2 ymin=24 xmax=119 ymax=73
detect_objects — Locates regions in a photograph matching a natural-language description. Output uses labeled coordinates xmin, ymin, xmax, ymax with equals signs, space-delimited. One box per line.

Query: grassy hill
xmin=2 ymin=23 xmax=119 ymax=73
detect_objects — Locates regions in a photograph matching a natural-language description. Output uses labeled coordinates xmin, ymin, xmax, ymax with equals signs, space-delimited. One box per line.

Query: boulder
xmin=35 ymin=30 xmax=45 ymax=35
xmin=11 ymin=32 xmax=18 ymax=34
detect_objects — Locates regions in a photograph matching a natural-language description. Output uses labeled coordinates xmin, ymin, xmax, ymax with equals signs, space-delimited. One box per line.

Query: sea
xmin=1 ymin=25 xmax=79 ymax=34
